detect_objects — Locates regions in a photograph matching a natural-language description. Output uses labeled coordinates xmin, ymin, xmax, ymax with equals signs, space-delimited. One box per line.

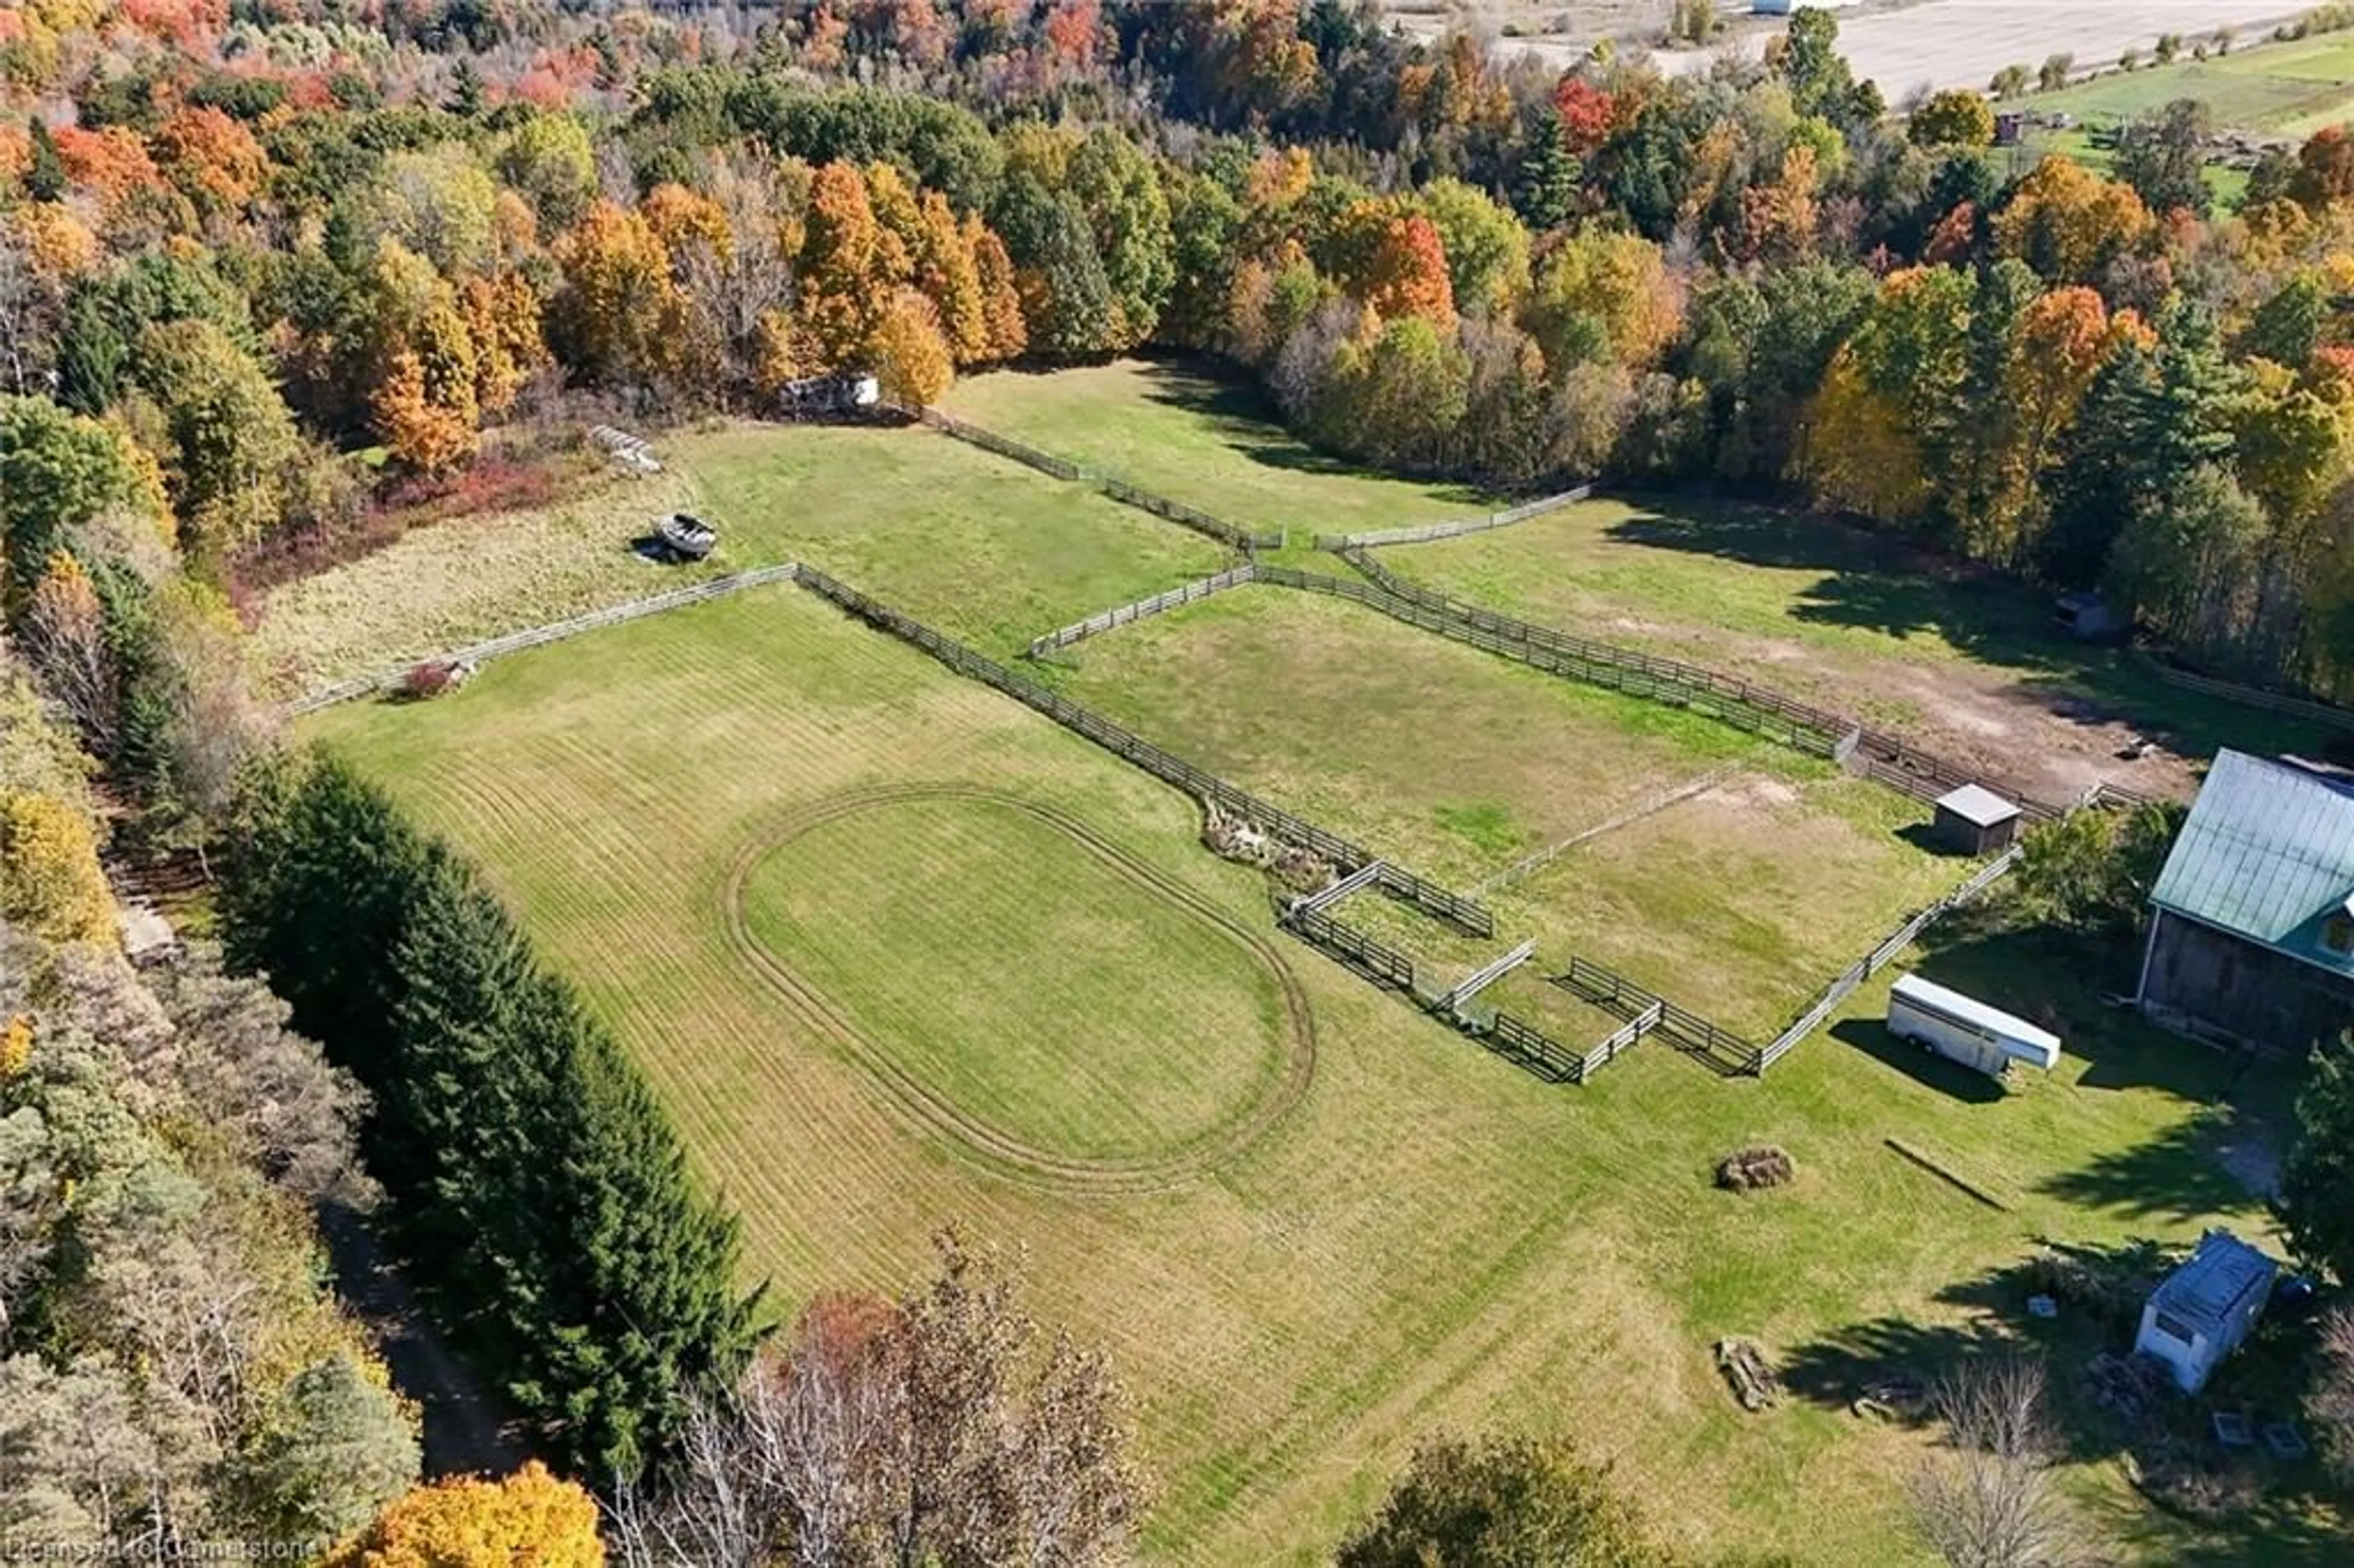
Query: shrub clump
xmin=1716 ymin=1144 xmax=1795 ymax=1192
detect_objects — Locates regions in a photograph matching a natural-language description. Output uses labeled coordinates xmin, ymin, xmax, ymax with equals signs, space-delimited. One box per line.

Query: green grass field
xmin=254 ymin=417 xmax=1227 ymax=693
xmin=2011 ymin=29 xmax=2354 ymax=207
xmin=2017 ymin=31 xmax=2354 ymax=140
xmin=279 ymin=360 xmax=2345 ymax=1560
xmin=942 ymin=360 xmax=1512 ymax=542
xmin=304 ymin=578 xmax=2317 ymax=1564
xmin=1366 ymin=490 xmax=2325 ymax=802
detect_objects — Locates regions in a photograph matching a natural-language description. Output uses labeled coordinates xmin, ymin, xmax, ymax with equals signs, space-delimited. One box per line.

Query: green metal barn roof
xmin=2151 ymin=751 xmax=2354 ymax=980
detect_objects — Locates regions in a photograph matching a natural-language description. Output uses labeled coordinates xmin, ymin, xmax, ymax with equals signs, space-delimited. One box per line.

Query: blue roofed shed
xmin=2135 ymin=1230 xmax=2277 ymax=1394
xmin=2138 ymin=752 xmax=2354 ymax=1053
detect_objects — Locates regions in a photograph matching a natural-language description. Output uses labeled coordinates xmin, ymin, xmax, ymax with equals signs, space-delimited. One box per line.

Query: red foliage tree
xmin=1551 ymin=76 xmax=1617 ymax=156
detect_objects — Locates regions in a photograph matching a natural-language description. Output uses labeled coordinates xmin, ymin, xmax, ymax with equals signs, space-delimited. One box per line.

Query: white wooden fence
xmin=1027 ymin=565 xmax=1259 ymax=655
xmin=1437 ymin=940 xmax=1536 ymax=1017
xmin=1313 ymin=485 xmax=1593 ymax=550
xmin=283 ymin=563 xmax=802 ymax=716
xmin=1754 ymin=844 xmax=2025 ymax=1073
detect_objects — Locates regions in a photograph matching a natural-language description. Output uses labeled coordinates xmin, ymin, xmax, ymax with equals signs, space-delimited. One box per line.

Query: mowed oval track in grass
xmin=725 ymin=784 xmax=1315 ymax=1193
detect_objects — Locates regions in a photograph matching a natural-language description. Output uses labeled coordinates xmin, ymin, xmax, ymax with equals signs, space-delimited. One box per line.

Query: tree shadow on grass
xmin=1788 ymin=1246 xmax=2354 ymax=1559
xmin=1129 ymin=354 xmax=1497 ymax=504
xmin=1906 ymin=912 xmax=2241 ymax=1102
xmin=1598 ymin=493 xmax=2332 ymax=765
xmin=2035 ymin=1111 xmax=2279 ymax=1225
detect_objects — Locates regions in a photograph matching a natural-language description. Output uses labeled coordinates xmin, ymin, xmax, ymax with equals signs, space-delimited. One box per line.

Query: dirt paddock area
xmin=1408 ymin=0 xmax=2312 ymax=97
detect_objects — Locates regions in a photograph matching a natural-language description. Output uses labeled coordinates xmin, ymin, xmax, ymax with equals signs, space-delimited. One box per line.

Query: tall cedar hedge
xmin=219 ymin=750 xmax=762 ymax=1480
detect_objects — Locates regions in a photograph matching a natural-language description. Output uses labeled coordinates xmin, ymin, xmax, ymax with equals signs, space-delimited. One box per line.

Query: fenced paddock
xmin=1754 ymin=845 xmax=2026 ymax=1073
xmin=1282 ymin=902 xmax=1416 ymax=992
xmin=1029 ymin=564 xmax=1259 ymax=655
xmin=1555 ymin=956 xmax=1762 ymax=1078
xmin=1301 ymin=554 xmax=1850 ymax=758
xmin=793 ymin=566 xmax=1494 ymax=938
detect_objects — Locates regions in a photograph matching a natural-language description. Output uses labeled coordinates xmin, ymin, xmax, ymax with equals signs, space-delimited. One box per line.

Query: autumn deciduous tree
xmin=1909 ymin=89 xmax=1995 ymax=148
xmin=1520 ymin=228 xmax=1681 ymax=373
xmin=1909 ymin=1357 xmax=2095 ymax=1568
xmin=325 ymin=1462 xmax=604 ymax=1568
xmin=554 ymin=200 xmax=683 ymax=390
xmin=798 ymin=162 xmax=908 ymax=368
xmin=611 ymin=1233 xmax=1144 ymax=1568
xmin=1992 ymin=156 xmax=2152 ymax=284
xmin=1337 ymin=1431 xmax=1672 ymax=1567
xmin=0 ymin=786 xmax=110 ymax=943
xmin=19 ymin=549 xmax=114 ymax=747
xmin=969 ymin=219 xmax=1027 ymax=362
xmin=1341 ymin=207 xmax=1455 ymax=324
xmin=868 ymin=287 xmax=954 ymax=406
xmin=0 ymin=393 xmax=167 ymax=611
xmin=151 ymin=105 xmax=267 ymax=219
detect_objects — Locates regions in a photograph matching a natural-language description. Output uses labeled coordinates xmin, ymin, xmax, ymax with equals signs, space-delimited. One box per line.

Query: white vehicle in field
xmin=1887 ymin=973 xmax=2060 ymax=1079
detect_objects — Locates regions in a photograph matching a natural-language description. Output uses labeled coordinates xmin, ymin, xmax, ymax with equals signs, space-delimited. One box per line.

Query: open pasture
xmin=942 ymin=360 xmax=1510 ymax=546
xmin=1053 ymin=585 xmax=1770 ymax=886
xmin=1371 ymin=492 xmax=2325 ymax=804
xmin=273 ymin=374 xmax=2336 ymax=1560
xmin=303 ymin=571 xmax=2302 ymax=1564
xmin=2017 ymin=28 xmax=2354 ymax=141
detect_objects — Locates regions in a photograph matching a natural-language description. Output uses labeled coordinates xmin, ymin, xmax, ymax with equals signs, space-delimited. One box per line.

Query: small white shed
xmin=2135 ymin=1230 xmax=2276 ymax=1394
xmin=1933 ymin=783 xmax=2024 ymax=856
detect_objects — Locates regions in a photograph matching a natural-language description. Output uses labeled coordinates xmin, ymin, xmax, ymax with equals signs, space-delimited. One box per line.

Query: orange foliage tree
xmin=554 ymin=200 xmax=682 ymax=388
xmin=1993 ymin=156 xmax=2152 ymax=284
xmin=151 ymin=105 xmax=267 ymax=219
xmin=324 ymin=1462 xmax=603 ymax=1568
xmin=798 ymin=162 xmax=910 ymax=367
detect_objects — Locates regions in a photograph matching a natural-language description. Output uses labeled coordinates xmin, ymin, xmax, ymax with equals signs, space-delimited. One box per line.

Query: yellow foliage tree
xmin=1796 ymin=343 xmax=1930 ymax=524
xmin=1 ymin=1014 xmax=31 ymax=1079
xmin=325 ymin=1462 xmax=603 ymax=1568
xmin=0 ymin=790 xmax=111 ymax=946
xmin=554 ymin=201 xmax=683 ymax=387
xmin=458 ymin=272 xmax=547 ymax=419
xmin=870 ymin=288 xmax=956 ymax=406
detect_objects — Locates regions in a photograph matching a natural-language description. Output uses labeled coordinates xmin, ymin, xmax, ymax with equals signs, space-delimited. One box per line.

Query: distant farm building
xmin=2135 ymin=1230 xmax=2276 ymax=1394
xmin=778 ymin=371 xmax=881 ymax=419
xmin=2053 ymin=590 xmax=2127 ymax=642
xmin=1932 ymin=783 xmax=2022 ymax=856
xmin=2138 ymin=751 xmax=2354 ymax=1054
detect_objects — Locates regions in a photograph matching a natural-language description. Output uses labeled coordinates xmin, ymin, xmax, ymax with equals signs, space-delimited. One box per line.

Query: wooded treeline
xmin=0 ymin=656 xmax=421 ymax=1548
xmin=217 ymin=752 xmax=763 ymax=1482
xmin=3 ymin=1 xmax=2352 ymax=729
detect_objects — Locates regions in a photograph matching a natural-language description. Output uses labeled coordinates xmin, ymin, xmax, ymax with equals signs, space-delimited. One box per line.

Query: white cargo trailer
xmin=1886 ymin=973 xmax=2060 ymax=1078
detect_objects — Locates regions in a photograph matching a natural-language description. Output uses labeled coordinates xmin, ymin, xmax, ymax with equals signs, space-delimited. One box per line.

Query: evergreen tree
xmin=26 ymin=118 xmax=66 ymax=204
xmin=2040 ymin=339 xmax=2158 ymax=586
xmin=2241 ymin=272 xmax=2326 ymax=369
xmin=1513 ymin=112 xmax=1579 ymax=233
xmin=2281 ymin=1033 xmax=2354 ymax=1287
xmin=446 ymin=59 xmax=485 ymax=120
xmin=991 ymin=175 xmax=1119 ymax=358
xmin=221 ymin=754 xmax=761 ymax=1480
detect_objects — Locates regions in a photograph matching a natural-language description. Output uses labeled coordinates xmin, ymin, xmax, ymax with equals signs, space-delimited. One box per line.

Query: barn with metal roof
xmin=2137 ymin=751 xmax=2354 ymax=1054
